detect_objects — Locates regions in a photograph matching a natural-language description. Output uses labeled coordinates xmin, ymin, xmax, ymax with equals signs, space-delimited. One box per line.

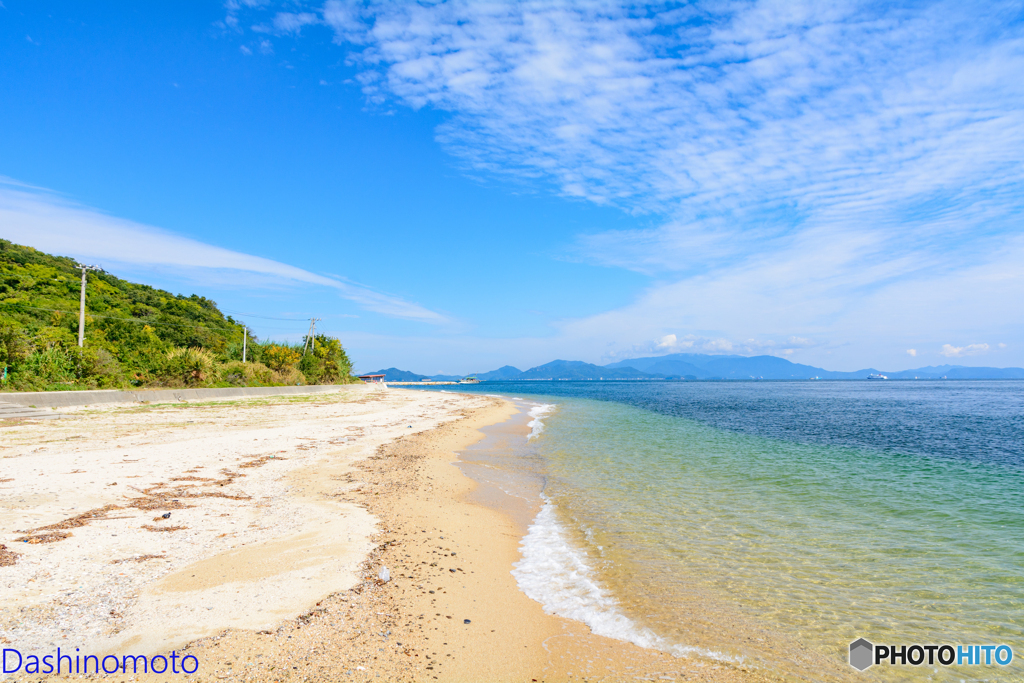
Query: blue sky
xmin=2 ymin=1 xmax=1022 ymax=374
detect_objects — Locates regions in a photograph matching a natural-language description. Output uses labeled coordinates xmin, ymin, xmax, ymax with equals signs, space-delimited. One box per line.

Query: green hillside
xmin=0 ymin=239 xmax=355 ymax=391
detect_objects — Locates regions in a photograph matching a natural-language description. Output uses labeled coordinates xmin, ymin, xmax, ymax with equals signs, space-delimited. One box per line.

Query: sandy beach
xmin=1 ymin=386 xmax=775 ymax=682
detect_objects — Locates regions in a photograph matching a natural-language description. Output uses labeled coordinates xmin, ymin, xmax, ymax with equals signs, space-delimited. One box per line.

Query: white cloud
xmin=226 ymin=1 xmax=1024 ymax=369
xmin=939 ymin=343 xmax=990 ymax=358
xmin=907 ymin=349 xmax=917 ymax=357
xmin=272 ymin=11 xmax=318 ymax=34
xmin=322 ymin=0 xmax=365 ymax=43
xmin=655 ymin=334 xmax=683 ymax=349
xmin=239 ymin=44 xmax=252 ymax=55
xmin=311 ymin=1 xmax=1023 ymax=337
xmin=0 ymin=180 xmax=448 ymax=324
xmin=601 ymin=332 xmax=820 ymax=362
xmin=309 ymin=1 xmax=1024 ymax=236
xmin=544 ymin=232 xmax=1024 ymax=368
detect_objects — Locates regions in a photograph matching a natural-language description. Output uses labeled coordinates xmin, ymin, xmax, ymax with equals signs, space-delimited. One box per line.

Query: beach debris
xmin=142 ymin=524 xmax=188 ymax=532
xmin=463 ymin=619 xmax=471 ymax=624
xmin=111 ymin=554 xmax=163 ymax=564
xmin=15 ymin=531 xmax=72 ymax=544
xmin=0 ymin=544 xmax=19 ymax=566
xmin=378 ymin=566 xmax=391 ymax=582
xmin=239 ymin=454 xmax=287 ymax=469
xmin=19 ymin=503 xmax=121 ymax=540
xmin=161 ymin=512 xmax=172 ymax=519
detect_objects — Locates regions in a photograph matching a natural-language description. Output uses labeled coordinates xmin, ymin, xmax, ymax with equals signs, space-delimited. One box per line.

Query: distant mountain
xmin=359 ymin=367 xmax=426 ymax=381
xmin=605 ymin=353 xmax=1024 ymax=380
xmin=516 ymin=360 xmax=654 ymax=380
xmin=476 ymin=365 xmax=523 ymax=381
xmin=368 ymin=357 xmax=1024 ymax=383
xmin=634 ymin=359 xmax=705 ymax=379
xmin=358 ymin=368 xmax=470 ymax=381
xmin=886 ymin=365 xmax=1024 ymax=379
xmin=606 ymin=353 xmax=839 ymax=379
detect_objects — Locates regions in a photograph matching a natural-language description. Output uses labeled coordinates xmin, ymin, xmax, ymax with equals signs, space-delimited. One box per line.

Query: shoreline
xmin=3 ymin=387 xmax=775 ymax=682
xmin=168 ymin=391 xmax=772 ymax=682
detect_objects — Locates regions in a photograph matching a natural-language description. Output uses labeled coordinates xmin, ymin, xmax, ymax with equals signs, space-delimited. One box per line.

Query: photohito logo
xmin=849 ymin=639 xmax=1013 ymax=671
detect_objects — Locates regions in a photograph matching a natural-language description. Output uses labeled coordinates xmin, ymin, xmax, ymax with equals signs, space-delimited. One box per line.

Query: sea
xmin=410 ymin=380 xmax=1024 ymax=681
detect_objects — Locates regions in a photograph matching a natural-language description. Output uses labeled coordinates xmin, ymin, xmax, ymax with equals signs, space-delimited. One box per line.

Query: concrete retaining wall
xmin=0 ymin=384 xmax=356 ymax=408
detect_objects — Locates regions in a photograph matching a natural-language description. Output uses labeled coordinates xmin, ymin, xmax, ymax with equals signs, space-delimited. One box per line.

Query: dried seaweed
xmin=25 ymin=504 xmax=121 ymax=532
xmin=123 ymin=496 xmax=193 ymax=511
xmin=15 ymin=531 xmax=72 ymax=544
xmin=141 ymin=525 xmax=188 ymax=532
xmin=0 ymin=544 xmax=19 ymax=567
xmin=239 ymin=455 xmax=287 ymax=469
xmin=111 ymin=554 xmax=163 ymax=564
xmin=178 ymin=491 xmax=251 ymax=501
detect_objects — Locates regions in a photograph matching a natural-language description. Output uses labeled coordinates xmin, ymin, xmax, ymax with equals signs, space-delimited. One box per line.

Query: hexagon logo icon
xmin=849 ymin=638 xmax=874 ymax=671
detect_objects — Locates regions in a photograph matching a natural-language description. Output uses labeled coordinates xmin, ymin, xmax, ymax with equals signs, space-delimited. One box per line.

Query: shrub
xmin=263 ymin=344 xmax=301 ymax=372
xmin=219 ymin=360 xmax=272 ymax=386
xmin=76 ymin=347 xmax=127 ymax=388
xmin=271 ymin=366 xmax=306 ymax=386
xmin=21 ymin=346 xmax=77 ymax=386
xmin=0 ymin=323 xmax=29 ymax=368
xmin=300 ymin=334 xmax=355 ymax=384
xmin=163 ymin=347 xmax=216 ymax=386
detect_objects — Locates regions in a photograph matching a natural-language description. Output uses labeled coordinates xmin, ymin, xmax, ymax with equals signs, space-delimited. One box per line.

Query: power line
xmin=0 ymin=301 xmax=243 ymax=333
xmin=219 ymin=308 xmax=313 ymax=322
xmin=0 ymin=301 xmax=324 ymax=345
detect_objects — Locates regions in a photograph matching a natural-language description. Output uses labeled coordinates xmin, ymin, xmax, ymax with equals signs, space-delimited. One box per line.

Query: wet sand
xmin=1 ymin=386 xmax=777 ymax=682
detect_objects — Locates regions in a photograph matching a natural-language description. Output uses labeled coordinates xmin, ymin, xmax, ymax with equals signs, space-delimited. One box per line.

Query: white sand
xmin=0 ymin=385 xmax=489 ymax=659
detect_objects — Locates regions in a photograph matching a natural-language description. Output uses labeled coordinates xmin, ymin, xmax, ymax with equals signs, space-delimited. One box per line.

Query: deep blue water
xmin=412 ymin=380 xmax=1024 ymax=680
xmin=441 ymin=380 xmax=1024 ymax=467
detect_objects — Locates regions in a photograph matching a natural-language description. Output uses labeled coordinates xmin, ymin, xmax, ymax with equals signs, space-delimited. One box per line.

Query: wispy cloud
xmin=603 ymin=332 xmax=818 ymax=361
xmin=231 ymin=2 xmax=1024 ymax=248
xmin=227 ymin=1 xmax=1024 ymax=368
xmin=0 ymin=179 xmax=448 ymax=324
xmin=319 ymin=2 xmax=1023 ymax=219
xmin=939 ymin=343 xmax=990 ymax=358
xmin=272 ymin=11 xmax=318 ymax=34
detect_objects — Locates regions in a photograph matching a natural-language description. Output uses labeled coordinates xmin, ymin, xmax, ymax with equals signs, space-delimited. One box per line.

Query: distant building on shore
xmin=358 ymin=374 xmax=386 ymax=384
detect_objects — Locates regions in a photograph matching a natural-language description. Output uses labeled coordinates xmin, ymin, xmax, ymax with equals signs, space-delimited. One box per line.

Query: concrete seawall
xmin=0 ymin=384 xmax=355 ymax=409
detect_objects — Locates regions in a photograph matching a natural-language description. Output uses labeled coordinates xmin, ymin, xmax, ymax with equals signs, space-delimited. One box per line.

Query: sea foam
xmin=512 ymin=501 xmax=738 ymax=662
xmin=526 ymin=403 xmax=555 ymax=440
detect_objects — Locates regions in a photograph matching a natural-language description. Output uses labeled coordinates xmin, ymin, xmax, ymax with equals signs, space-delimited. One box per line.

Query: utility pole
xmin=242 ymin=327 xmax=248 ymax=363
xmin=303 ymin=318 xmax=321 ymax=355
xmin=76 ymin=264 xmax=99 ymax=347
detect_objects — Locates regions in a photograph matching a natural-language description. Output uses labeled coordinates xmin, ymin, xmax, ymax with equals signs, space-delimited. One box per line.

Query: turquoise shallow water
xmin=423 ymin=381 xmax=1024 ymax=680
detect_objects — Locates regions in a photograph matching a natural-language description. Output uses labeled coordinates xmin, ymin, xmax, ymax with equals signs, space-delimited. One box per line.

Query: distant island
xmin=359 ymin=367 xmax=467 ymax=382
xmin=361 ymin=353 xmax=1024 ymax=382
